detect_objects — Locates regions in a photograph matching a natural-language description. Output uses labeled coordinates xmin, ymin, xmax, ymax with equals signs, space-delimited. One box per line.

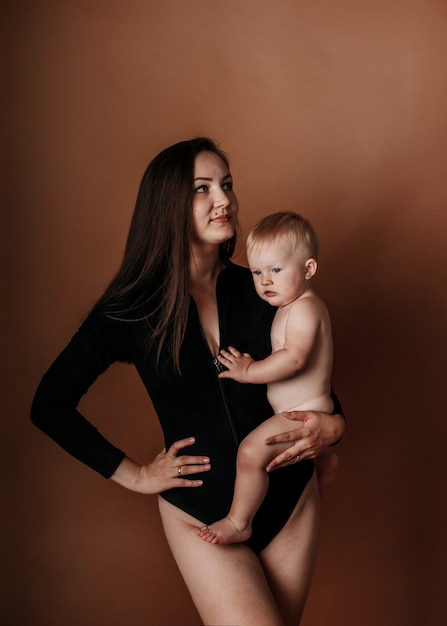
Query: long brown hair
xmin=94 ymin=137 xmax=237 ymax=371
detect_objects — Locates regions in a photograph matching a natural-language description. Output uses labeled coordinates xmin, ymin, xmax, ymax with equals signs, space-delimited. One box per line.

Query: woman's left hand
xmin=264 ymin=411 xmax=345 ymax=472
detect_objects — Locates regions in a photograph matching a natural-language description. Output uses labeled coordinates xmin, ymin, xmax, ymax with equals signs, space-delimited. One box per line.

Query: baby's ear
xmin=304 ymin=258 xmax=317 ymax=279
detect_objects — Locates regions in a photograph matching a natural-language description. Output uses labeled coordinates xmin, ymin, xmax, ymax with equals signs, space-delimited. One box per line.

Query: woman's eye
xmin=272 ymin=268 xmax=281 ymax=273
xmin=195 ymin=185 xmax=208 ymax=193
xmin=222 ymin=181 xmax=233 ymax=191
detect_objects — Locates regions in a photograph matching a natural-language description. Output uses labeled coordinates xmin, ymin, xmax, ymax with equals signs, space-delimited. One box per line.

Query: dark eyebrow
xmin=193 ymin=173 xmax=232 ymax=182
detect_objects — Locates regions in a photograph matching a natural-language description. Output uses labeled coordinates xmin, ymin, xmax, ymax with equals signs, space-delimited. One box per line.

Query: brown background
xmin=3 ymin=1 xmax=447 ymax=625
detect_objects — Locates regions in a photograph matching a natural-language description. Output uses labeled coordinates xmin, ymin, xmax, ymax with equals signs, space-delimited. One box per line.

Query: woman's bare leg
xmin=315 ymin=449 xmax=339 ymax=494
xmin=197 ymin=413 xmax=298 ymax=545
xmin=260 ymin=472 xmax=320 ymax=626
xmin=158 ymin=496 xmax=286 ymax=626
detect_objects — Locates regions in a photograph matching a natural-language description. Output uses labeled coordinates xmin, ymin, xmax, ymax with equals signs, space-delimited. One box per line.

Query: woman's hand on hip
xmin=110 ymin=437 xmax=211 ymax=494
xmin=265 ymin=411 xmax=345 ymax=472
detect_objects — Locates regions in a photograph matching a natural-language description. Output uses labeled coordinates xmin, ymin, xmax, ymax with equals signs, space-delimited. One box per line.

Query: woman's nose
xmin=213 ymin=189 xmax=230 ymax=208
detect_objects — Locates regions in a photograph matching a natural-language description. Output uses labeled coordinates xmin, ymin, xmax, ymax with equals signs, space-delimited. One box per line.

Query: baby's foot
xmin=197 ymin=516 xmax=252 ymax=545
xmin=315 ymin=450 xmax=339 ymax=495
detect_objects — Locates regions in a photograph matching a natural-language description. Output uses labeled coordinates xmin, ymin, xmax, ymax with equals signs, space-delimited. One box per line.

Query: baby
xmin=197 ymin=211 xmax=334 ymax=545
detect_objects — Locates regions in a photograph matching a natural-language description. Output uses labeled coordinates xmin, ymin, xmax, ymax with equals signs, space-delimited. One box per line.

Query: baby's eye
xmin=195 ymin=184 xmax=208 ymax=193
xmin=252 ymin=270 xmax=261 ymax=276
xmin=272 ymin=268 xmax=281 ymax=273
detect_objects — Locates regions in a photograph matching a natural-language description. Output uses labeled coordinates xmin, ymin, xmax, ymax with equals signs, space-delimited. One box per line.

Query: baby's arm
xmin=218 ymin=298 xmax=321 ymax=384
xmin=216 ymin=348 xmax=256 ymax=383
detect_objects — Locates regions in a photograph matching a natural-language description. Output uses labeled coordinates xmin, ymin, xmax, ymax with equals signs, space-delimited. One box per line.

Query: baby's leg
xmin=197 ymin=414 xmax=296 ymax=545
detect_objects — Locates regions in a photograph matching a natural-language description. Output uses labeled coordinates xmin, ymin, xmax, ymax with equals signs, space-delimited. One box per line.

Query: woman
xmin=31 ymin=138 xmax=345 ymax=625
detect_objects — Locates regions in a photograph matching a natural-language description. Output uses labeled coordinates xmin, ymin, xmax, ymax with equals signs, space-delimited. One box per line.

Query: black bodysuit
xmin=31 ymin=263 xmax=341 ymax=552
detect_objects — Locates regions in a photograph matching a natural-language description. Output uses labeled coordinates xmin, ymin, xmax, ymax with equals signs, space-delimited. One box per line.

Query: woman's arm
xmin=30 ymin=310 xmax=130 ymax=477
xmin=31 ymin=310 xmax=211 ymax=488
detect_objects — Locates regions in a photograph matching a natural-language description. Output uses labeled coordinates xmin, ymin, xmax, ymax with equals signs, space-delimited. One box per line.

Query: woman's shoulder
xmin=92 ymin=283 xmax=160 ymax=323
xmin=218 ymin=261 xmax=273 ymax=315
xmin=219 ymin=261 xmax=252 ymax=286
xmin=74 ymin=306 xmax=135 ymax=357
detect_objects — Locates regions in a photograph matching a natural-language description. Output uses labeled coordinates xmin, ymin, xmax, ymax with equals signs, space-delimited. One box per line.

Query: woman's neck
xmin=190 ymin=245 xmax=223 ymax=286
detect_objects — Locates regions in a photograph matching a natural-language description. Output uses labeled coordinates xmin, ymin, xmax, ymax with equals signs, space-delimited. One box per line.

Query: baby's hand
xmin=217 ymin=346 xmax=254 ymax=383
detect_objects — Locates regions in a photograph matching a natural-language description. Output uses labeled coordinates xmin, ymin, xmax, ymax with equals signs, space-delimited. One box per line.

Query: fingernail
xmin=203 ymin=457 xmax=210 ymax=462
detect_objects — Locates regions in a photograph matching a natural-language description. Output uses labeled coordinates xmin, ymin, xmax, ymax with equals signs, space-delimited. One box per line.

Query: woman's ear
xmin=304 ymin=258 xmax=317 ymax=280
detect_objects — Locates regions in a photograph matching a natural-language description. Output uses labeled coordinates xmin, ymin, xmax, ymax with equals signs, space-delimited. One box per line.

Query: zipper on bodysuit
xmin=198 ymin=325 xmax=240 ymax=450
xmin=213 ymin=357 xmax=240 ymax=449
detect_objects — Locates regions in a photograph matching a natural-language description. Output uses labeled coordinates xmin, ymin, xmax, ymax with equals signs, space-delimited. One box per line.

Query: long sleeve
xmin=30 ymin=310 xmax=131 ymax=478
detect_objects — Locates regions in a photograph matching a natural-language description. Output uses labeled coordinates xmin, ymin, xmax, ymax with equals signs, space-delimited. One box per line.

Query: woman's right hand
xmin=110 ymin=437 xmax=211 ymax=494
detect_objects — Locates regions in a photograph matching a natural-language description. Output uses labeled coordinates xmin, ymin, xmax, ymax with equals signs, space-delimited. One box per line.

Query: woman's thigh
xmin=259 ymin=472 xmax=320 ymax=626
xmin=158 ymin=496 xmax=286 ymax=626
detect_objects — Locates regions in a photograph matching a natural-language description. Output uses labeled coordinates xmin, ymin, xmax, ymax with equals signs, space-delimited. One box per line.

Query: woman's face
xmin=191 ymin=151 xmax=238 ymax=247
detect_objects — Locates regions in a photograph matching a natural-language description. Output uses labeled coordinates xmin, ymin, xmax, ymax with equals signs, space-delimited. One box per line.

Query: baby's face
xmin=247 ymin=239 xmax=311 ymax=307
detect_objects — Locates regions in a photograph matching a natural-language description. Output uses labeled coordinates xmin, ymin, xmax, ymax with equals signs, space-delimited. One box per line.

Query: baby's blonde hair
xmin=246 ymin=211 xmax=319 ymax=260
